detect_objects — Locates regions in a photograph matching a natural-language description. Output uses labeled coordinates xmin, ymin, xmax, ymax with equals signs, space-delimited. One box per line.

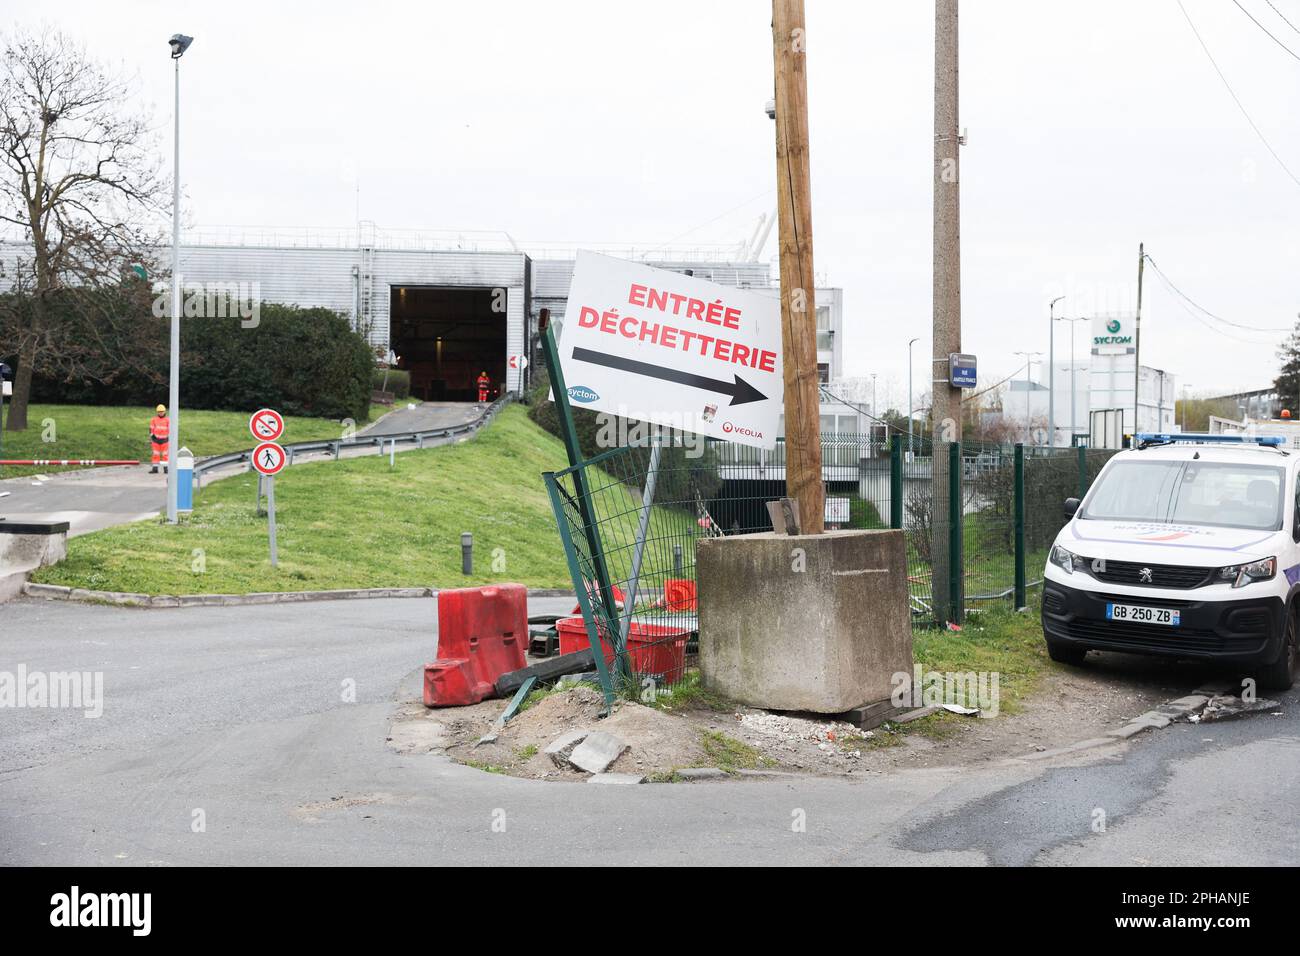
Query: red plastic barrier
xmin=423 ymin=660 xmax=481 ymax=708
xmin=423 ymin=583 xmax=528 ymax=707
xmin=662 ymin=579 xmax=697 ymax=611
xmin=556 ymin=616 xmax=689 ymax=684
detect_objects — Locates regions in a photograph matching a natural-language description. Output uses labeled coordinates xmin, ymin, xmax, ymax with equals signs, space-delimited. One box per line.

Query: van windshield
xmin=1081 ymin=459 xmax=1285 ymax=531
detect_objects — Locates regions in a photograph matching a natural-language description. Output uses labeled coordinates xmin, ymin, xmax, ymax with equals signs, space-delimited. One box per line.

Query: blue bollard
xmin=176 ymin=447 xmax=194 ymax=512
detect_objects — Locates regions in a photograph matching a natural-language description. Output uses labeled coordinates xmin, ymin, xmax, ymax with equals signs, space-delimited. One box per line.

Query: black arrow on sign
xmin=572 ymin=347 xmax=768 ymax=406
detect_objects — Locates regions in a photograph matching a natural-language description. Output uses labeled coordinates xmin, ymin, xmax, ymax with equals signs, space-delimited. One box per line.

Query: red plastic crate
xmin=556 ymin=616 xmax=688 ymax=684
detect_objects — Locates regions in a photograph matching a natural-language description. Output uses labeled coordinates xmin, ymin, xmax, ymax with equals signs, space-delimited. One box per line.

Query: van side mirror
xmin=1063 ymin=497 xmax=1080 ymax=519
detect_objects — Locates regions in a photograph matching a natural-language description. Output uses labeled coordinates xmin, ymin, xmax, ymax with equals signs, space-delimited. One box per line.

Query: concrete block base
xmin=0 ymin=521 xmax=69 ymax=603
xmin=698 ymin=529 xmax=913 ymax=714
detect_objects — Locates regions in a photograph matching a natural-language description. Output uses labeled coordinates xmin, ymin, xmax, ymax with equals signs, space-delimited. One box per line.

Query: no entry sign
xmin=556 ymin=251 xmax=782 ymax=449
xmin=249 ymin=408 xmax=285 ymax=442
xmin=252 ymin=441 xmax=287 ymax=476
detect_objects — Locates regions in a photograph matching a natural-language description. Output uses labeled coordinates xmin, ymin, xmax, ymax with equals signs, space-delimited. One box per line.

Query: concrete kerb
xmin=22 ymin=582 xmax=574 ymax=608
xmin=1007 ymin=680 xmax=1237 ymax=763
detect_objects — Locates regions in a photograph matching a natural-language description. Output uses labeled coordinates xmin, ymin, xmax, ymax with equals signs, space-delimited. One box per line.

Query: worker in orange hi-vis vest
xmin=476 ymin=371 xmax=491 ymax=404
xmin=149 ymin=404 xmax=170 ymax=475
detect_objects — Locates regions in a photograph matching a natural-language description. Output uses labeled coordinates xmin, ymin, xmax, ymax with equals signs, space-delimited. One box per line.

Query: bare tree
xmin=0 ymin=28 xmax=165 ymax=431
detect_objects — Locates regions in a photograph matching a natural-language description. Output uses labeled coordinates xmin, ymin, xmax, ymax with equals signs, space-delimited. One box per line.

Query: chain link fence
xmin=544 ymin=430 xmax=1118 ymax=703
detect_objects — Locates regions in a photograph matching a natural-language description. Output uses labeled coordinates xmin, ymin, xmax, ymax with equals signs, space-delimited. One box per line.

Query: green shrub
xmin=21 ymin=299 xmax=373 ymax=422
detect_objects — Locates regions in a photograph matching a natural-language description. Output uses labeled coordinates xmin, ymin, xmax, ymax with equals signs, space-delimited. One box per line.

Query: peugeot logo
xmin=1139 ymin=567 xmax=1153 ymax=583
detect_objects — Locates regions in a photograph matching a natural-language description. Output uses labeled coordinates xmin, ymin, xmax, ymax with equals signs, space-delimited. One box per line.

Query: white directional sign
xmin=249 ymin=408 xmax=285 ymax=442
xmin=251 ymin=441 xmax=287 ymax=476
xmin=556 ymin=251 xmax=782 ymax=448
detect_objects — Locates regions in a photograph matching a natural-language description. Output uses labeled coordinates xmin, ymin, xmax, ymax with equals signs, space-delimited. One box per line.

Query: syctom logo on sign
xmin=1092 ymin=314 xmax=1133 ymax=354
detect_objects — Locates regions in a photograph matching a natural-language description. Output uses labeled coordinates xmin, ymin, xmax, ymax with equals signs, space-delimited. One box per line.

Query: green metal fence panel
xmin=889 ymin=438 xmax=903 ymax=530
xmin=1014 ymin=443 xmax=1026 ymax=609
xmin=542 ymin=424 xmax=1120 ymax=666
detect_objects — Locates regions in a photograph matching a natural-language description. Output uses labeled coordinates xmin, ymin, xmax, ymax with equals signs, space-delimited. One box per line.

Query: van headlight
xmin=1218 ymin=556 xmax=1276 ymax=589
xmin=1050 ymin=544 xmax=1084 ymax=575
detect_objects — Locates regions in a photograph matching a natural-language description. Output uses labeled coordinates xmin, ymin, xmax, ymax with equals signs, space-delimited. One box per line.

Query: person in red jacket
xmin=476 ymin=371 xmax=491 ymax=403
xmin=149 ymin=404 xmax=170 ymax=474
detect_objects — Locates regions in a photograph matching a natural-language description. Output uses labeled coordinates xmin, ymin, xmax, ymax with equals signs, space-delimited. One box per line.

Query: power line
xmin=1145 ymin=262 xmax=1286 ymax=346
xmin=818 ymin=385 xmax=910 ymax=436
xmin=1177 ymin=0 xmax=1300 ymax=190
xmin=644 ymin=188 xmax=774 ymax=254
xmin=1143 ymin=255 xmax=1292 ymax=334
xmin=1265 ymin=0 xmax=1300 ymax=35
xmin=1232 ymin=0 xmax=1300 ymax=60
xmin=962 ymin=364 xmax=1031 ymax=403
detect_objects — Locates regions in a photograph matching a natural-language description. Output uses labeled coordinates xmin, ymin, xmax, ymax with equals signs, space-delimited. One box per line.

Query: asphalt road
xmin=1 ymin=597 xmax=1295 ymax=866
xmin=0 ymin=402 xmax=487 ymax=537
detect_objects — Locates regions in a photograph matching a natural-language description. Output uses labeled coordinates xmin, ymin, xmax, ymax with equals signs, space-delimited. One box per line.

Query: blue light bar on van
xmin=1135 ymin=432 xmax=1284 ymax=447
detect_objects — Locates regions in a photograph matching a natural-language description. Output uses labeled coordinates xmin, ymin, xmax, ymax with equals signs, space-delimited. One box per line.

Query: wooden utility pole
xmin=931 ymin=0 xmax=963 ymax=622
xmin=1133 ymin=242 xmax=1145 ymax=440
xmin=772 ymin=0 xmax=824 ymax=533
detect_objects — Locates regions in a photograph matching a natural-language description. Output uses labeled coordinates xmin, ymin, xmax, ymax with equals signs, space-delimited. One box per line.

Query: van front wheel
xmin=1256 ymin=604 xmax=1298 ymax=693
xmin=1046 ymin=637 xmax=1087 ymax=667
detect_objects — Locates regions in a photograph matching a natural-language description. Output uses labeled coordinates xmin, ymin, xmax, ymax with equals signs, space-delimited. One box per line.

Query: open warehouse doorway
xmin=389 ymin=286 xmax=506 ymax=402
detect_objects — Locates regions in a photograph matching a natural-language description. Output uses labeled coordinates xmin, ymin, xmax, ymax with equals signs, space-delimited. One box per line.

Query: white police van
xmin=1042 ymin=433 xmax=1298 ymax=690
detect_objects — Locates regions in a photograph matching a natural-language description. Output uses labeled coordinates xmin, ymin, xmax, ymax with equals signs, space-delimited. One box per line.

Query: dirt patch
xmin=859 ymin=658 xmax=1206 ymax=771
xmin=427 ymin=686 xmax=714 ymax=779
xmin=394 ymin=685 xmax=885 ymax=780
xmin=390 ymin=652 xmax=1222 ymax=781
xmin=295 ymin=792 xmax=398 ymax=821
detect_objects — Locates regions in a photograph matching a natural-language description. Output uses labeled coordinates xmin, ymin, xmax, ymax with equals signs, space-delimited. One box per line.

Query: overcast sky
xmin=8 ymin=0 xmax=1299 ymax=410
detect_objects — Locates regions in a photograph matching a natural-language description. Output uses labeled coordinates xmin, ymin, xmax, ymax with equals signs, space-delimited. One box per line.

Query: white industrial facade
xmin=0 ymin=226 xmax=843 ymax=406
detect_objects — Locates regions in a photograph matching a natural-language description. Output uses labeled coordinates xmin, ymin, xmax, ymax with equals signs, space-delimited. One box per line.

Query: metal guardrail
xmin=192 ymin=396 xmax=514 ymax=482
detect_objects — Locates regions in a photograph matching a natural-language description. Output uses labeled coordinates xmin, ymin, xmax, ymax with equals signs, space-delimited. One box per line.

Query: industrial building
xmin=0 ymin=224 xmax=845 ymax=419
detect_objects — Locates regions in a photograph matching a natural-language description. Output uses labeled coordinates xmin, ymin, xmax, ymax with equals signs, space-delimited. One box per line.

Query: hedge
xmin=372 ymin=367 xmax=411 ymax=400
xmin=19 ymin=299 xmax=373 ymax=422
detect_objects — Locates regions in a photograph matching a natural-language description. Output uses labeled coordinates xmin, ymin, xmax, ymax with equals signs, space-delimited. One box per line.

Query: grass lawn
xmin=911 ymin=600 xmax=1047 ymax=715
xmin=33 ymin=405 xmax=694 ymax=595
xmin=0 ymin=403 xmax=379 ymax=479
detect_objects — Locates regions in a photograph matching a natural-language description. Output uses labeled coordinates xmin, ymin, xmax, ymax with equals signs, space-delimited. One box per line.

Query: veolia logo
xmin=1106 ymin=318 xmax=1122 ymax=334
xmin=722 ymin=421 xmax=764 ymax=439
xmin=567 ymin=385 xmax=600 ymax=404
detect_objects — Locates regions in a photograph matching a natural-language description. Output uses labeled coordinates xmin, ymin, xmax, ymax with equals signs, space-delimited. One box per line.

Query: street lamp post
xmin=1048 ymin=296 xmax=1064 ymax=446
xmin=166 ymin=33 xmax=193 ymax=525
xmin=1014 ymin=351 xmax=1042 ymax=443
xmin=907 ymin=337 xmax=920 ymax=457
xmin=1059 ymin=316 xmax=1090 ymax=446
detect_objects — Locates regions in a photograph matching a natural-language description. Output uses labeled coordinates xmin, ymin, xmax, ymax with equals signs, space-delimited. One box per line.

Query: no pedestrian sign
xmin=249 ymin=408 xmax=285 ymax=442
xmin=556 ymin=251 xmax=782 ymax=449
xmin=252 ymin=441 xmax=286 ymax=476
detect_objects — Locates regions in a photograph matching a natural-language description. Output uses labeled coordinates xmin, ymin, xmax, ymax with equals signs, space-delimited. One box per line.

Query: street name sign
xmin=556 ymin=251 xmax=782 ymax=449
xmin=949 ymin=353 xmax=978 ymax=388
